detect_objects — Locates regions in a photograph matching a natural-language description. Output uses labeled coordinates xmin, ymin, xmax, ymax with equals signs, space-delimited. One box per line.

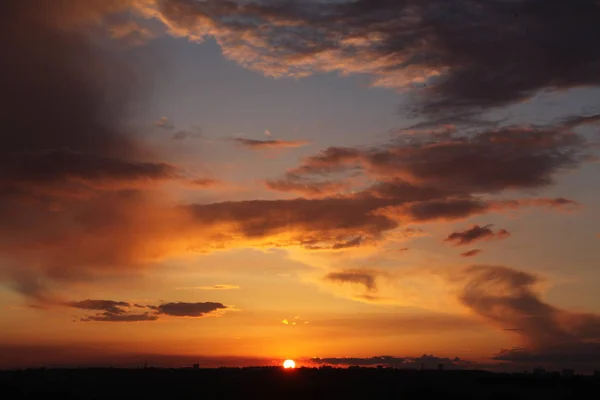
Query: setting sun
xmin=283 ymin=359 xmax=296 ymax=369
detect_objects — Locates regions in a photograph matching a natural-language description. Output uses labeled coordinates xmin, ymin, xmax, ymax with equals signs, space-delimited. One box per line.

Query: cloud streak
xmin=325 ymin=269 xmax=379 ymax=292
xmin=460 ymin=249 xmax=482 ymax=258
xmin=233 ymin=138 xmax=310 ymax=150
xmin=63 ymin=299 xmax=229 ymax=322
xmin=155 ymin=302 xmax=228 ymax=317
xmin=445 ymin=225 xmax=510 ymax=246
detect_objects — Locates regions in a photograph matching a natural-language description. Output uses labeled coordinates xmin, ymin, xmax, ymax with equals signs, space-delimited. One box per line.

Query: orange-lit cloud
xmin=187 ymin=178 xmax=223 ymax=188
xmin=0 ymin=2 xmax=595 ymax=357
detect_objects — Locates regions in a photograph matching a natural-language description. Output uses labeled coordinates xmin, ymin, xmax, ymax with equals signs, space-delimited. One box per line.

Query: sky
xmin=1 ymin=0 xmax=600 ymax=372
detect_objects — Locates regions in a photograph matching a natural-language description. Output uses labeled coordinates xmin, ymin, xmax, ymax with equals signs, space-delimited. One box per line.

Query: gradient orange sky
xmin=1 ymin=0 xmax=600 ymax=372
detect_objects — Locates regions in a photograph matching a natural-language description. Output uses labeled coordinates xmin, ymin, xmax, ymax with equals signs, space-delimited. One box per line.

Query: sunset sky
xmin=1 ymin=0 xmax=600 ymax=371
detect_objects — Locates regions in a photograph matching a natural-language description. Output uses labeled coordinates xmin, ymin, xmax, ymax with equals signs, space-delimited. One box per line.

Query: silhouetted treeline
xmin=2 ymin=367 xmax=600 ymax=399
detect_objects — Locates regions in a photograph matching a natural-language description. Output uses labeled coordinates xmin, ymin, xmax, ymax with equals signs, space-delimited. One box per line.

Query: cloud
xmin=138 ymin=0 xmax=600 ymax=113
xmin=258 ymin=122 xmax=587 ymax=241
xmin=325 ymin=269 xmax=379 ymax=292
xmin=63 ymin=299 xmax=229 ymax=321
xmin=455 ymin=265 xmax=600 ymax=367
xmin=265 ymin=179 xmax=350 ymax=198
xmin=288 ymin=125 xmax=586 ymax=195
xmin=312 ymin=356 xmax=406 ymax=367
xmin=107 ymin=19 xmax=157 ymax=46
xmin=232 ymin=138 xmax=310 ymax=150
xmin=177 ymin=285 xmax=240 ymax=291
xmin=561 ymin=113 xmax=600 ymax=129
xmin=1 ymin=149 xmax=178 ymax=188
xmin=82 ymin=312 xmax=158 ymax=322
xmin=460 ymin=249 xmax=482 ymax=258
xmin=445 ymin=225 xmax=510 ymax=246
xmin=0 ymin=3 xmax=586 ymax=307
xmin=188 ymin=178 xmax=222 ymax=188
xmin=155 ymin=302 xmax=227 ymax=317
xmin=0 ymin=0 xmax=187 ymax=299
xmin=65 ymin=299 xmax=130 ymax=314
xmin=389 ymin=198 xmax=491 ymax=223
xmin=311 ymin=355 xmax=469 ymax=369
xmin=185 ymin=196 xmax=399 ymax=250
xmin=172 ymin=127 xmax=202 ymax=140
xmin=495 ymin=197 xmax=580 ymax=212
xmin=155 ymin=116 xmax=174 ymax=130
xmin=64 ymin=298 xmax=157 ymax=322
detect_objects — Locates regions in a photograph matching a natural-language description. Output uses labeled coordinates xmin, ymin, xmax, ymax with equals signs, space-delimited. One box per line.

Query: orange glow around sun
xmin=283 ymin=359 xmax=296 ymax=369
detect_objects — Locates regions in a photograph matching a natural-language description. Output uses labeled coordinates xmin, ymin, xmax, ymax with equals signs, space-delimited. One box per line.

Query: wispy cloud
xmin=460 ymin=249 xmax=482 ymax=257
xmin=325 ymin=269 xmax=380 ymax=292
xmin=454 ymin=265 xmax=600 ymax=368
xmin=232 ymin=138 xmax=310 ymax=150
xmin=176 ymin=285 xmax=240 ymax=291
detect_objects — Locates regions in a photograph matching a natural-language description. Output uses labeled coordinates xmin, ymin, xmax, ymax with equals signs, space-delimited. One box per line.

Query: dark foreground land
xmin=2 ymin=367 xmax=600 ymax=399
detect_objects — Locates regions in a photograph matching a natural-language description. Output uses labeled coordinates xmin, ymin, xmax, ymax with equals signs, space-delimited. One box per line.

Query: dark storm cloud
xmin=1 ymin=149 xmax=177 ymax=186
xmin=156 ymin=302 xmax=227 ymax=317
xmin=445 ymin=225 xmax=510 ymax=246
xmin=456 ymin=265 xmax=600 ymax=367
xmin=325 ymin=269 xmax=379 ymax=292
xmin=150 ymin=0 xmax=600 ymax=113
xmin=0 ymin=0 xmax=185 ymax=299
xmin=0 ymin=0 xmax=166 ymax=188
xmin=232 ymin=138 xmax=310 ymax=150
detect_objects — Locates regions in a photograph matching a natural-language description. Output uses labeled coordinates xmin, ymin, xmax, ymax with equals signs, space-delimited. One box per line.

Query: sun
xmin=283 ymin=359 xmax=296 ymax=369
